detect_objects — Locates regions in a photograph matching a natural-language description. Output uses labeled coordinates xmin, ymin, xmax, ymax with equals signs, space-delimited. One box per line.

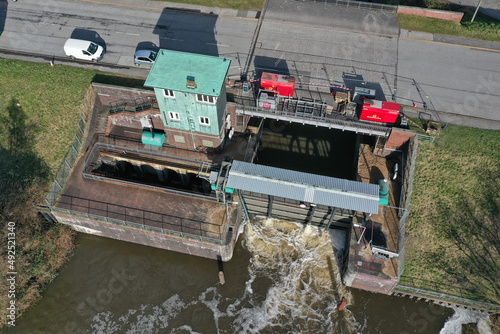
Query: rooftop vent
xmin=186 ymin=75 xmax=197 ymax=89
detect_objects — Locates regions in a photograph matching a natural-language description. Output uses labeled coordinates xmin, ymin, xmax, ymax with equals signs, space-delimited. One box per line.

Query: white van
xmin=64 ymin=38 xmax=104 ymax=62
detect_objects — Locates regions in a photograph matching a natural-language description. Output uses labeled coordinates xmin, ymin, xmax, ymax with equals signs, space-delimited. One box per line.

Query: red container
xmin=260 ymin=72 xmax=296 ymax=97
xmin=360 ymin=99 xmax=400 ymax=124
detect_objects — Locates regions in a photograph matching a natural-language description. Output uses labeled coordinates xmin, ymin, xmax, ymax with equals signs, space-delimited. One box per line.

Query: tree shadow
xmin=0 ymin=99 xmax=50 ymax=213
xmin=435 ymin=170 xmax=500 ymax=304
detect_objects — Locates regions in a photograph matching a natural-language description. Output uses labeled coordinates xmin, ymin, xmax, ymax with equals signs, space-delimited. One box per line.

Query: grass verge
xmin=0 ymin=58 xmax=144 ymax=329
xmin=154 ymin=0 xmax=264 ymax=11
xmin=398 ymin=12 xmax=500 ymax=43
xmin=402 ymin=124 xmax=500 ymax=305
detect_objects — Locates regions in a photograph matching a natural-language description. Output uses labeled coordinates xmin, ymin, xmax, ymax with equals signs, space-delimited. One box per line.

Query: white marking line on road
xmin=116 ymin=32 xmax=140 ymax=36
xmin=160 ymin=37 xmax=183 ymax=42
xmin=206 ymin=43 xmax=230 ymax=47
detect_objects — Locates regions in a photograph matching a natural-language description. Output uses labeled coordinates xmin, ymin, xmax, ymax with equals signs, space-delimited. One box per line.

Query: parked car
xmin=64 ymin=38 xmax=104 ymax=62
xmin=134 ymin=49 xmax=157 ymax=66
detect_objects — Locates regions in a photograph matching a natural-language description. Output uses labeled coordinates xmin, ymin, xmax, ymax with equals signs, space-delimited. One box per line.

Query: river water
xmin=5 ymin=218 xmax=490 ymax=334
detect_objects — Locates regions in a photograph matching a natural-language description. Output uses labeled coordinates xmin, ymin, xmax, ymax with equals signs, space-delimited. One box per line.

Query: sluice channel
xmin=91 ymin=155 xmax=212 ymax=196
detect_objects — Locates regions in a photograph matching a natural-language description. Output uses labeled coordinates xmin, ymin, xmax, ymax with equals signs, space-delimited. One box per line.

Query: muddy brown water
xmin=5 ymin=220 xmax=454 ymax=334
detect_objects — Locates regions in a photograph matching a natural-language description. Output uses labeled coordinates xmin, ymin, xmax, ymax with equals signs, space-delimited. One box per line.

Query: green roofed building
xmin=145 ymin=50 xmax=231 ymax=150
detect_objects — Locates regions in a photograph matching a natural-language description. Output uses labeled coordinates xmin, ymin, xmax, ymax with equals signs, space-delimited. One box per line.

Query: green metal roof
xmin=144 ymin=50 xmax=231 ymax=97
xmin=141 ymin=131 xmax=165 ymax=147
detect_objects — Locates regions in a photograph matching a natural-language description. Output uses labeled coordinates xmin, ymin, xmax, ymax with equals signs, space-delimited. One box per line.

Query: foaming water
xmin=6 ymin=224 xmax=458 ymax=333
xmin=87 ymin=218 xmax=356 ymax=333
xmin=240 ymin=218 xmax=356 ymax=333
xmin=439 ymin=307 xmax=493 ymax=334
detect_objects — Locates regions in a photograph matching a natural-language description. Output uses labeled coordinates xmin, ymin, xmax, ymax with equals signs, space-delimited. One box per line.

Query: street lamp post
xmin=471 ymin=0 xmax=483 ymax=23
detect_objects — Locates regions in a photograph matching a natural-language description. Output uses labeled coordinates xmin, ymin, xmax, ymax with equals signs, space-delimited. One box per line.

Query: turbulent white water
xmin=90 ymin=218 xmax=357 ymax=333
xmin=439 ymin=307 xmax=493 ymax=334
xmin=239 ymin=218 xmax=356 ymax=333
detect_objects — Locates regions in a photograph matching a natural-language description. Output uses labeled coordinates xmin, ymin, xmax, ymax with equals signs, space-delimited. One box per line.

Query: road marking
xmin=206 ymin=43 xmax=230 ymax=47
xmin=116 ymin=32 xmax=140 ymax=36
xmin=160 ymin=37 xmax=184 ymax=42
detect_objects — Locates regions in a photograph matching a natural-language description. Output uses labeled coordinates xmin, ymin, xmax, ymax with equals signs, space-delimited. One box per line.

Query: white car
xmin=64 ymin=38 xmax=104 ymax=62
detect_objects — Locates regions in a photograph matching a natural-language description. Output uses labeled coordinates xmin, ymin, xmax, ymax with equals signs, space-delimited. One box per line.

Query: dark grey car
xmin=134 ymin=50 xmax=157 ymax=66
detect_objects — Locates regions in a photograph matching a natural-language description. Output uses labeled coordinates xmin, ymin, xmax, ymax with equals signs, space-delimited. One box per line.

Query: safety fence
xmin=395 ymin=278 xmax=500 ymax=313
xmin=396 ymin=134 xmax=419 ymax=279
xmin=298 ymin=0 xmax=397 ymax=12
xmin=38 ymin=202 xmax=227 ymax=246
xmin=45 ymin=88 xmax=93 ymax=206
xmin=235 ymin=104 xmax=391 ymax=137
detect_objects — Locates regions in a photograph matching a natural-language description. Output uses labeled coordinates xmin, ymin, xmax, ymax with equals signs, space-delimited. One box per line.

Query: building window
xmin=169 ymin=112 xmax=180 ymax=120
xmin=196 ymin=94 xmax=217 ymax=104
xmin=199 ymin=116 xmax=210 ymax=125
xmin=163 ymin=89 xmax=175 ymax=98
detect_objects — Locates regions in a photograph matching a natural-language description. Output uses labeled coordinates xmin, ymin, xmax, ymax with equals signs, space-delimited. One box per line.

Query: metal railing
xmin=396 ymin=277 xmax=500 ymax=313
xmin=85 ymin=138 xmax=217 ymax=173
xmin=107 ymin=97 xmax=158 ymax=114
xmin=46 ymin=88 xmax=93 ymax=206
xmin=51 ymin=193 xmax=225 ymax=242
xmin=396 ymin=135 xmax=419 ymax=279
xmin=40 ymin=204 xmax=227 ymax=246
xmin=298 ymin=0 xmax=397 ymax=12
xmin=235 ymin=104 xmax=391 ymax=137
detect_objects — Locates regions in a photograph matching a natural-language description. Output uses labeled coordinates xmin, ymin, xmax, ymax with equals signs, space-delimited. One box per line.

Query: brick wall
xmin=397 ymin=6 xmax=464 ymax=22
xmin=383 ymin=129 xmax=416 ymax=156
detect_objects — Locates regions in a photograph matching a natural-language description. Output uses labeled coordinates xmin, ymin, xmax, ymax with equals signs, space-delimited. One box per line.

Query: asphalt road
xmin=397 ymin=38 xmax=500 ymax=123
xmin=1 ymin=0 xmax=499 ymax=128
xmin=256 ymin=0 xmax=500 ymax=128
xmin=0 ymin=0 xmax=258 ymax=78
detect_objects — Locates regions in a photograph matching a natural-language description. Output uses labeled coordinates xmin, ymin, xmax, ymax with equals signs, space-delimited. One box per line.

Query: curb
xmin=400 ymin=29 xmax=500 ymax=51
xmin=70 ymin=0 xmax=260 ymax=19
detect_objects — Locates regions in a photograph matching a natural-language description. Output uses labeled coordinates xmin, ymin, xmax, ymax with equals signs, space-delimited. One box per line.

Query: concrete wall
xmin=397 ymin=6 xmax=464 ymax=22
xmin=51 ymin=209 xmax=239 ymax=261
xmin=348 ymin=272 xmax=398 ymax=295
xmin=92 ymin=83 xmax=156 ymax=106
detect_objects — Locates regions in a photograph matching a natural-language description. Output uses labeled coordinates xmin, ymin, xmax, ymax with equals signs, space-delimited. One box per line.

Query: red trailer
xmin=360 ymin=99 xmax=400 ymax=124
xmin=260 ymin=72 xmax=296 ymax=97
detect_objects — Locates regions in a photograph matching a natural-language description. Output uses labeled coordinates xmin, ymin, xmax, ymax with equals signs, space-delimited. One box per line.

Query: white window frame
xmin=199 ymin=116 xmax=210 ymax=126
xmin=163 ymin=89 xmax=175 ymax=98
xmin=196 ymin=94 xmax=217 ymax=104
xmin=169 ymin=111 xmax=180 ymax=121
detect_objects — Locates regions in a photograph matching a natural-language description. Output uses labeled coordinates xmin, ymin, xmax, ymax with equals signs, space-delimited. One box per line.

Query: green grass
xmin=0 ymin=59 xmax=146 ymax=328
xmin=403 ymin=125 xmax=500 ymax=304
xmin=154 ymin=0 xmax=265 ymax=11
xmin=398 ymin=12 xmax=500 ymax=43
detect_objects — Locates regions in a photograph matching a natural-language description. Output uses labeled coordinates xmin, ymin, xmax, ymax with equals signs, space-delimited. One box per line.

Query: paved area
xmin=251 ymin=2 xmax=399 ymax=101
xmin=265 ymin=0 xmax=399 ymax=36
xmin=1 ymin=0 xmax=499 ymax=129
xmin=255 ymin=0 xmax=500 ymax=129
xmin=0 ymin=0 xmax=258 ymax=79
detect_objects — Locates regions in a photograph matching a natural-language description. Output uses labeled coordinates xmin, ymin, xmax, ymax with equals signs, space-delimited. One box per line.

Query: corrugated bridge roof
xmin=227 ymin=160 xmax=380 ymax=214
